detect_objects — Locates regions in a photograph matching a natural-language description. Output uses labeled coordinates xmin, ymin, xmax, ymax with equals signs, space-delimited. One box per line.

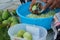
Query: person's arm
xmin=29 ymin=0 xmax=36 ymax=11
xmin=42 ymin=0 xmax=60 ymax=10
xmin=42 ymin=0 xmax=47 ymax=3
xmin=50 ymin=0 xmax=60 ymax=9
xmin=42 ymin=0 xmax=53 ymax=10
xmin=30 ymin=0 xmax=36 ymax=6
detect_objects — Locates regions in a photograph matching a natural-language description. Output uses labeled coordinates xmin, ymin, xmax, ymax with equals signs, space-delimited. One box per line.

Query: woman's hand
xmin=29 ymin=0 xmax=36 ymax=12
xmin=29 ymin=6 xmax=32 ymax=12
xmin=42 ymin=0 xmax=60 ymax=9
xmin=49 ymin=0 xmax=60 ymax=9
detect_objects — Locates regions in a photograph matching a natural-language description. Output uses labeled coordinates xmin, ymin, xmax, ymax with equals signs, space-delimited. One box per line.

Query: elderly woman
xmin=52 ymin=12 xmax=60 ymax=40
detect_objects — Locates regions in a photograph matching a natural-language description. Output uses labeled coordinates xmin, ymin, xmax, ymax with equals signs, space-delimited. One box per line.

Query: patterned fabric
xmin=55 ymin=22 xmax=60 ymax=27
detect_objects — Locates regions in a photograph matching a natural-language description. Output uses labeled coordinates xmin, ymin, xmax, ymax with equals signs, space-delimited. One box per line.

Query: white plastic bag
xmin=8 ymin=24 xmax=47 ymax=40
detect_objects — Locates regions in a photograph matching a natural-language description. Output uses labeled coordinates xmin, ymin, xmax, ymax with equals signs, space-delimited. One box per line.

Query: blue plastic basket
xmin=16 ymin=2 xmax=60 ymax=30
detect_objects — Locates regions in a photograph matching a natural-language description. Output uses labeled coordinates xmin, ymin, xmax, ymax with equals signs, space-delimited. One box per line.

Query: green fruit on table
xmin=27 ymin=14 xmax=38 ymax=18
xmin=0 ymin=10 xmax=3 ymax=15
xmin=47 ymin=10 xmax=55 ymax=16
xmin=11 ymin=10 xmax=17 ymax=16
xmin=10 ymin=16 xmax=19 ymax=22
xmin=7 ymin=17 xmax=12 ymax=22
xmin=0 ymin=24 xmax=3 ymax=29
xmin=0 ymin=10 xmax=3 ymax=16
xmin=11 ymin=22 xmax=18 ymax=26
xmin=0 ymin=24 xmax=6 ymax=29
xmin=0 ymin=16 xmax=2 ymax=22
xmin=2 ymin=10 xmax=11 ymax=20
xmin=2 ymin=20 xmax=9 ymax=26
xmin=24 ymin=37 xmax=32 ymax=40
xmin=16 ymin=30 xmax=26 ymax=38
xmin=23 ymin=32 xmax=32 ymax=39
xmin=27 ymin=10 xmax=55 ymax=18
xmin=32 ymin=5 xmax=37 ymax=11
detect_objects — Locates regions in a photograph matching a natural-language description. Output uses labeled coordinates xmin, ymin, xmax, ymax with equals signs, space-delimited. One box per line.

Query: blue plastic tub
xmin=16 ymin=2 xmax=60 ymax=30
